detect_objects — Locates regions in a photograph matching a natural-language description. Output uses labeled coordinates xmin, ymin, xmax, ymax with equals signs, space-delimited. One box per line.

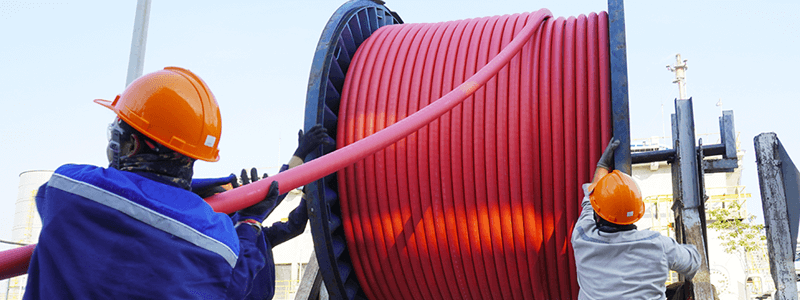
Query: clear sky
xmin=1 ymin=0 xmax=798 ymax=255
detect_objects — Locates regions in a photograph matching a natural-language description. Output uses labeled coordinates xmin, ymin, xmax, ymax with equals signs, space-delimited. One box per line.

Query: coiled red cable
xmin=338 ymin=10 xmax=611 ymax=300
xmin=0 ymin=10 xmax=613 ymax=291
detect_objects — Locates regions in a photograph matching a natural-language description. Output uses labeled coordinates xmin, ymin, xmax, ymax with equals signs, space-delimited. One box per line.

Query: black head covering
xmin=107 ymin=118 xmax=195 ymax=190
xmin=594 ymin=212 xmax=637 ymax=233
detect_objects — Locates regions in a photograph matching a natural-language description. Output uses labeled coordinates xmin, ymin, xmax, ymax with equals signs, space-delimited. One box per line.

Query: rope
xmin=336 ymin=10 xmax=611 ymax=300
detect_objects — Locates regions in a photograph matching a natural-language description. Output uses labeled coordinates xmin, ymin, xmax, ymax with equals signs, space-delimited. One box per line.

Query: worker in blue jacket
xmin=23 ymin=67 xmax=330 ymax=299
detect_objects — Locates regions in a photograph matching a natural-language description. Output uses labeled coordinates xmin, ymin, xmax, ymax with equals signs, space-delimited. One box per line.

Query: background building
xmin=2 ymin=171 xmax=50 ymax=300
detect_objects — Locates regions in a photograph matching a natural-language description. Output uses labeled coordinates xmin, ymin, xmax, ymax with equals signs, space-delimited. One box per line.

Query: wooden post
xmin=294 ymin=251 xmax=327 ymax=300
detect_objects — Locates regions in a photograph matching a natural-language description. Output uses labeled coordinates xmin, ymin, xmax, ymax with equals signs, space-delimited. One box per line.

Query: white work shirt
xmin=571 ymin=183 xmax=701 ymax=300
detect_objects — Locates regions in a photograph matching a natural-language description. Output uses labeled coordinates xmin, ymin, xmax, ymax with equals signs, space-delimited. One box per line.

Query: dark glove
xmin=293 ymin=124 xmax=334 ymax=160
xmin=238 ymin=168 xmax=268 ymax=187
xmin=597 ymin=138 xmax=620 ymax=170
xmin=237 ymin=167 xmax=279 ymax=223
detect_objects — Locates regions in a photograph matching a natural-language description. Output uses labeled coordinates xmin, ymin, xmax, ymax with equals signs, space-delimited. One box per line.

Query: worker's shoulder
xmin=54 ymin=163 xmax=102 ymax=174
xmin=608 ymin=228 xmax=665 ymax=245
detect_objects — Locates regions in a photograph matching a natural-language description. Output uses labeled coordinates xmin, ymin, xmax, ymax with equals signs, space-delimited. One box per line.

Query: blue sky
xmin=1 ymin=0 xmax=798 ymax=253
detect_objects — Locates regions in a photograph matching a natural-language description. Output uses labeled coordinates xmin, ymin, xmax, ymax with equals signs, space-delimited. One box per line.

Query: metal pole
xmin=125 ymin=0 xmax=152 ymax=87
xmin=608 ymin=0 xmax=632 ymax=175
xmin=754 ymin=133 xmax=799 ymax=300
xmin=667 ymin=54 xmax=688 ymax=100
xmin=674 ymin=98 xmax=714 ymax=299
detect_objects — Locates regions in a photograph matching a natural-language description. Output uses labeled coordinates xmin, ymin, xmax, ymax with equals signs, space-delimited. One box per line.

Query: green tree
xmin=707 ymin=199 xmax=766 ymax=297
xmin=707 ymin=199 xmax=765 ymax=254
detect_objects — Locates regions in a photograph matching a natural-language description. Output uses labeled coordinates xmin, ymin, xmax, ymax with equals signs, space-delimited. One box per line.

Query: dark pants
xmin=666 ymin=282 xmax=719 ymax=300
xmin=665 ymin=282 xmax=690 ymax=300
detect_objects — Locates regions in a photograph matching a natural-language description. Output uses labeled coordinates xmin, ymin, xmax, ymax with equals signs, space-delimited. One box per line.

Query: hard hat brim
xmin=94 ymin=98 xmax=116 ymax=112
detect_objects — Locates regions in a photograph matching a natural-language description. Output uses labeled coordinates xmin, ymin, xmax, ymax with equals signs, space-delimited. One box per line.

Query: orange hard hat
xmin=589 ymin=170 xmax=644 ymax=225
xmin=94 ymin=67 xmax=221 ymax=162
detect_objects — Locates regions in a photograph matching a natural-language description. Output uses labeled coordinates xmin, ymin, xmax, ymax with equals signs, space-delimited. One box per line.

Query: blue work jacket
xmin=240 ymin=196 xmax=308 ymax=300
xmin=24 ymin=164 xmax=267 ymax=299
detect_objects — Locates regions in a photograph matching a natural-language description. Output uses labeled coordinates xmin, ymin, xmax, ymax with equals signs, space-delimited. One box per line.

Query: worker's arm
xmin=582 ymin=138 xmax=619 ymax=204
xmin=261 ymin=124 xmax=332 ymax=246
xmin=263 ymin=195 xmax=308 ymax=247
xmin=590 ymin=167 xmax=609 ymax=187
xmin=226 ymin=181 xmax=280 ymax=299
xmin=662 ymin=237 xmax=701 ymax=280
xmin=575 ymin=139 xmax=620 ymax=232
xmin=590 ymin=138 xmax=619 ymax=186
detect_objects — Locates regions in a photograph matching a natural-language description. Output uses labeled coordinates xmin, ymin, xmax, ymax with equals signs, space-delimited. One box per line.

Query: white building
xmin=2 ymin=170 xmax=50 ymax=300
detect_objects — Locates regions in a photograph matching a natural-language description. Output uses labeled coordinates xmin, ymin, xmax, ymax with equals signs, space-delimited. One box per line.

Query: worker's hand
xmin=236 ymin=167 xmax=279 ymax=223
xmin=596 ymin=138 xmax=620 ymax=170
xmin=293 ymin=124 xmax=334 ymax=161
xmin=237 ymin=168 xmax=268 ymax=187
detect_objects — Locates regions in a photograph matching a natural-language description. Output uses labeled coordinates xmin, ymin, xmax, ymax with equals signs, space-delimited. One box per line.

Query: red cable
xmin=400 ymin=22 xmax=440 ymax=300
xmin=564 ymin=15 xmax=580 ymax=300
xmin=474 ymin=15 xmax=503 ymax=300
xmin=538 ymin=17 xmax=559 ymax=299
xmin=461 ymin=15 xmax=493 ymax=300
xmin=0 ymin=244 xmax=34 ymax=280
xmin=446 ymin=17 xmax=483 ymax=300
xmin=486 ymin=14 xmax=516 ymax=300
xmin=346 ymin=21 xmax=390 ymax=300
xmin=337 ymin=9 xmax=611 ymax=300
xmin=524 ymin=17 xmax=548 ymax=299
xmin=507 ymin=13 xmax=535 ymax=300
xmin=587 ymin=13 xmax=601 ymax=172
xmin=599 ymin=12 xmax=612 ymax=146
xmin=1 ymin=9 xmax=614 ymax=299
xmin=384 ymin=22 xmax=427 ymax=300
xmin=429 ymin=20 xmax=465 ymax=300
xmin=437 ymin=19 xmax=473 ymax=299
xmin=551 ymin=17 xmax=570 ymax=299
xmin=419 ymin=20 xmax=455 ymax=300
xmin=573 ymin=14 xmax=590 ymax=298
xmin=362 ymin=23 xmax=408 ymax=300
xmin=406 ymin=21 xmax=444 ymax=300
xmin=370 ymin=23 xmax=415 ymax=300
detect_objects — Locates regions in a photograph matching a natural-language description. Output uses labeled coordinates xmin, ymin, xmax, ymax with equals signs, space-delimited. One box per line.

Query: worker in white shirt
xmin=572 ymin=138 xmax=701 ymax=300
